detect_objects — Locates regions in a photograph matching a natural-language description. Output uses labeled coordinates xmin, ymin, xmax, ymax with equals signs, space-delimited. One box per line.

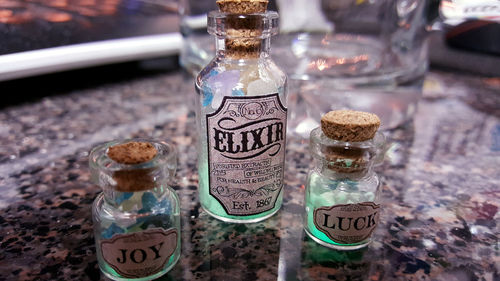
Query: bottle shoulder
xmin=197 ymin=57 xmax=286 ymax=86
xmin=92 ymin=189 xmax=181 ymax=220
xmin=308 ymin=169 xmax=379 ymax=189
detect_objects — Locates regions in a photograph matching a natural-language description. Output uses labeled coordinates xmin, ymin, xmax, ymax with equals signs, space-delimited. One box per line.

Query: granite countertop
xmin=0 ymin=69 xmax=498 ymax=281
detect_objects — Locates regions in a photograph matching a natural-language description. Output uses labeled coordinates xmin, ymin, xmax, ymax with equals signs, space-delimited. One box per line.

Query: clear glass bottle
xmin=90 ymin=139 xmax=180 ymax=280
xmin=304 ymin=128 xmax=385 ymax=250
xmin=195 ymin=10 xmax=288 ymax=223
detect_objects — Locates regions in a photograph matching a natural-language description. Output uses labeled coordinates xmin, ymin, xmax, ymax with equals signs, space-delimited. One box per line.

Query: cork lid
xmin=90 ymin=139 xmax=177 ymax=193
xmin=321 ymin=110 xmax=380 ymax=142
xmin=107 ymin=142 xmax=157 ymax=165
xmin=107 ymin=141 xmax=158 ymax=192
xmin=217 ymin=0 xmax=268 ymax=14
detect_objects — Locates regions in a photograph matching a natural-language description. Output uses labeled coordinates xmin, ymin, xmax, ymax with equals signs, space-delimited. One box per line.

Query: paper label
xmin=100 ymin=228 xmax=178 ymax=278
xmin=206 ymin=93 xmax=287 ymax=216
xmin=314 ymin=202 xmax=380 ymax=244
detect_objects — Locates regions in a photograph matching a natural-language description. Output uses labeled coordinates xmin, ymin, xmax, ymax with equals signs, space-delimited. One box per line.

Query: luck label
xmin=314 ymin=202 xmax=380 ymax=244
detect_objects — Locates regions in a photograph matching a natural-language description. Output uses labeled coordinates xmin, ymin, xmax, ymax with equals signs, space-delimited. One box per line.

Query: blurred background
xmin=1 ymin=3 xmax=499 ymax=281
xmin=0 ymin=0 xmax=179 ymax=55
xmin=1 ymin=0 xmax=499 ymax=132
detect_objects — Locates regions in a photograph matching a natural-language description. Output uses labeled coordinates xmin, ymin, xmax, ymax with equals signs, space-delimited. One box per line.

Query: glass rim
xmin=89 ymin=138 xmax=177 ymax=173
xmin=207 ymin=10 xmax=279 ymax=38
xmin=310 ymin=127 xmax=385 ymax=149
xmin=309 ymin=127 xmax=386 ymax=172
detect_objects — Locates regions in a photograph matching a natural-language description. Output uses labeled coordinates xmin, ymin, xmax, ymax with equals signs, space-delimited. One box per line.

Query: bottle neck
xmin=215 ymin=36 xmax=270 ymax=59
xmin=308 ymin=127 xmax=385 ymax=179
xmin=316 ymin=159 xmax=375 ymax=181
xmin=89 ymin=139 xmax=177 ymax=209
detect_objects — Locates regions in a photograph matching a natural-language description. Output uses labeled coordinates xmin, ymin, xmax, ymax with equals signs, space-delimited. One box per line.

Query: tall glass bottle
xmin=195 ymin=9 xmax=287 ymax=223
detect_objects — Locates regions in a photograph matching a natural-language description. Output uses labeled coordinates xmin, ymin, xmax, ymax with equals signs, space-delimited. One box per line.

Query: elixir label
xmin=100 ymin=228 xmax=177 ymax=278
xmin=206 ymin=93 xmax=287 ymax=216
xmin=314 ymin=202 xmax=380 ymax=244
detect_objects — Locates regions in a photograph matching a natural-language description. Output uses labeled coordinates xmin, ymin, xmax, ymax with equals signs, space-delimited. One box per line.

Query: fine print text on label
xmin=314 ymin=202 xmax=380 ymax=244
xmin=100 ymin=228 xmax=177 ymax=278
xmin=206 ymin=93 xmax=287 ymax=216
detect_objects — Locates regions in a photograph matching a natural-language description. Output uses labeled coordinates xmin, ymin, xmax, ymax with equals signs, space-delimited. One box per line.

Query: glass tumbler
xmin=179 ymin=0 xmax=218 ymax=76
xmin=275 ymin=0 xmax=430 ymax=133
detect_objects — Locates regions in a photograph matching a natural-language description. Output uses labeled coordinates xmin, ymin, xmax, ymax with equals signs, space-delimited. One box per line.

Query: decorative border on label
xmin=205 ymin=92 xmax=287 ymax=216
xmin=100 ymin=228 xmax=178 ymax=278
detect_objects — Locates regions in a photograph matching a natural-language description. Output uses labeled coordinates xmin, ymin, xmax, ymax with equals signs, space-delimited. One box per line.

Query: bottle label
xmin=100 ymin=228 xmax=178 ymax=278
xmin=313 ymin=202 xmax=380 ymax=244
xmin=206 ymin=93 xmax=287 ymax=216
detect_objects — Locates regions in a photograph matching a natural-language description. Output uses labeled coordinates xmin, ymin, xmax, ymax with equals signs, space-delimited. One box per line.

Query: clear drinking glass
xmin=181 ymin=1 xmax=429 ymax=132
xmin=179 ymin=0 xmax=218 ymax=76
xmin=275 ymin=0 xmax=429 ymax=133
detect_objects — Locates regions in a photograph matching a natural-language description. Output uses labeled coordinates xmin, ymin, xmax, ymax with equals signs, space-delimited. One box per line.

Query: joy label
xmin=100 ymin=228 xmax=178 ymax=278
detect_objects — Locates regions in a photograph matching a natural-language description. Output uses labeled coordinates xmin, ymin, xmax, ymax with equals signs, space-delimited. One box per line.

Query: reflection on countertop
xmin=0 ymin=69 xmax=498 ymax=280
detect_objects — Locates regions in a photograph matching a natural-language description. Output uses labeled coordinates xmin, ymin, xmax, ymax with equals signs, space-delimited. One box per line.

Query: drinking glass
xmin=275 ymin=0 xmax=429 ymax=133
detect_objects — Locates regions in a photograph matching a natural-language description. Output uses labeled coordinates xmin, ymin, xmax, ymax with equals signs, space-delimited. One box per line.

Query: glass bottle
xmin=90 ymin=139 xmax=180 ymax=280
xmin=195 ymin=9 xmax=287 ymax=223
xmin=304 ymin=127 xmax=385 ymax=250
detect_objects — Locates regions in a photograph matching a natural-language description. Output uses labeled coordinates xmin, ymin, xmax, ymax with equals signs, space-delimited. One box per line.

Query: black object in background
xmin=446 ymin=20 xmax=500 ymax=56
xmin=0 ymin=56 xmax=180 ymax=108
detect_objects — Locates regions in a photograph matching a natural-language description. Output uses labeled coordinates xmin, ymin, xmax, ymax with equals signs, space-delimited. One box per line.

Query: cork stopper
xmin=321 ymin=110 xmax=380 ymax=142
xmin=323 ymin=146 xmax=367 ymax=174
xmin=216 ymin=0 xmax=269 ymax=58
xmin=217 ymin=0 xmax=268 ymax=14
xmin=107 ymin=142 xmax=158 ymax=192
xmin=108 ymin=142 xmax=157 ymax=164
xmin=317 ymin=110 xmax=381 ymax=173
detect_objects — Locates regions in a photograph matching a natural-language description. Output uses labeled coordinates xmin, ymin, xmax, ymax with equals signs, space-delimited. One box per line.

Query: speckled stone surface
xmin=0 ymin=70 xmax=499 ymax=281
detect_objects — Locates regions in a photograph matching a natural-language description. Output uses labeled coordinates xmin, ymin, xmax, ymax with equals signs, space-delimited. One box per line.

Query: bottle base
xmin=202 ymin=205 xmax=280 ymax=224
xmin=100 ymin=253 xmax=180 ymax=281
xmin=304 ymin=228 xmax=370 ymax=250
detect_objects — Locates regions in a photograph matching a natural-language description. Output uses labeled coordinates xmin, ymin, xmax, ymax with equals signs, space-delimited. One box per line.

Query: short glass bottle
xmin=90 ymin=139 xmax=180 ymax=281
xmin=195 ymin=10 xmax=288 ymax=223
xmin=304 ymin=128 xmax=385 ymax=250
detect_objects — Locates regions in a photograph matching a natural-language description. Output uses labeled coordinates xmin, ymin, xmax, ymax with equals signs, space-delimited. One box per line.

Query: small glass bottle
xmin=195 ymin=1 xmax=287 ymax=223
xmin=304 ymin=110 xmax=385 ymax=250
xmin=90 ymin=139 xmax=180 ymax=280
